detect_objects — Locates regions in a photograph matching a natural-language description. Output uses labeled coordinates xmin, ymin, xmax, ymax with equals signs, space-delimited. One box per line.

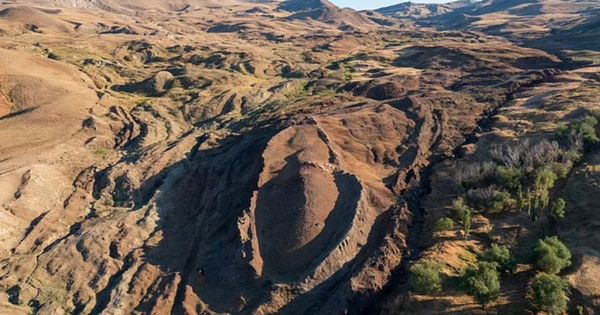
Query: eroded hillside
xmin=0 ymin=0 xmax=598 ymax=314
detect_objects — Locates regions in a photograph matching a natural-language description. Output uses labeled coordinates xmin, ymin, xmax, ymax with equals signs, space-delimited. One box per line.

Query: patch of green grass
xmin=135 ymin=98 xmax=152 ymax=106
xmin=284 ymin=80 xmax=310 ymax=99
xmin=342 ymin=63 xmax=354 ymax=82
xmin=317 ymin=89 xmax=338 ymax=98
xmin=93 ymin=148 xmax=114 ymax=160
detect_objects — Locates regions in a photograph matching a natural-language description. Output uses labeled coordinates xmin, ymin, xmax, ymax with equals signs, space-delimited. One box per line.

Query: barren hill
xmin=421 ymin=0 xmax=600 ymax=44
xmin=375 ymin=1 xmax=472 ymax=19
xmin=0 ymin=0 xmax=598 ymax=314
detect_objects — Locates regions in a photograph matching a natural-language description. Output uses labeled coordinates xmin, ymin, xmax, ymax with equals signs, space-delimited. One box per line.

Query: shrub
xmin=563 ymin=149 xmax=582 ymax=163
xmin=552 ymin=198 xmax=566 ymax=219
xmin=496 ymin=166 xmax=523 ymax=189
xmin=463 ymin=209 xmax=472 ymax=237
xmin=533 ymin=236 xmax=572 ymax=274
xmin=529 ymin=273 xmax=569 ymax=315
xmin=558 ymin=115 xmax=599 ymax=147
xmin=580 ymin=116 xmax=599 ymax=145
xmin=463 ymin=261 xmax=501 ymax=307
xmin=489 ymin=190 xmax=517 ymax=213
xmin=556 ymin=123 xmax=569 ymax=136
xmin=479 ymin=244 xmax=515 ymax=274
xmin=435 ymin=217 xmax=455 ymax=232
xmin=457 ymin=161 xmax=497 ymax=189
xmin=410 ymin=260 xmax=442 ymax=294
xmin=550 ymin=162 xmax=571 ymax=179
xmin=452 ymin=198 xmax=473 ymax=237
xmin=452 ymin=197 xmax=470 ymax=222
xmin=534 ymin=167 xmax=558 ymax=191
xmin=490 ymin=139 xmax=564 ymax=170
xmin=466 ymin=186 xmax=496 ymax=208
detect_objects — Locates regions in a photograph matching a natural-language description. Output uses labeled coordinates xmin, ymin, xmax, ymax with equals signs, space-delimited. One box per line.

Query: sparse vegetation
xmin=533 ymin=236 xmax=572 ymax=274
xmin=435 ymin=217 xmax=454 ymax=232
xmin=552 ymin=198 xmax=566 ymax=219
xmin=463 ymin=209 xmax=472 ymax=237
xmin=93 ymin=148 xmax=114 ymax=160
xmin=284 ymin=80 xmax=310 ymax=99
xmin=557 ymin=114 xmax=600 ymax=148
xmin=451 ymin=197 xmax=470 ymax=220
xmin=410 ymin=260 xmax=442 ymax=294
xmin=496 ymin=166 xmax=523 ymax=190
xmin=463 ymin=261 xmax=501 ymax=308
xmin=342 ymin=62 xmax=354 ymax=82
xmin=454 ymin=139 xmax=579 ymax=221
xmin=528 ymin=273 xmax=569 ymax=315
xmin=489 ymin=190 xmax=517 ymax=213
xmin=452 ymin=197 xmax=472 ymax=237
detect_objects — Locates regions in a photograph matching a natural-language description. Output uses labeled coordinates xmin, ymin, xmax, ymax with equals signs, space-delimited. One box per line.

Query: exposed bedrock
xmin=252 ymin=125 xmax=361 ymax=281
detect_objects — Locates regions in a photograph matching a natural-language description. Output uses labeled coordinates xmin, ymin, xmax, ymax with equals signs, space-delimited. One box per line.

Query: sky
xmin=331 ymin=0 xmax=451 ymax=10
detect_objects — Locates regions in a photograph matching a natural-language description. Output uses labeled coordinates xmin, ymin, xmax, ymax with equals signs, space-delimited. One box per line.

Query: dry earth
xmin=0 ymin=0 xmax=598 ymax=314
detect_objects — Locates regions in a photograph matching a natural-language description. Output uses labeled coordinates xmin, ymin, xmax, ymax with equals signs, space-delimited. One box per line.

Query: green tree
xmin=551 ymin=163 xmax=571 ymax=179
xmin=479 ymin=244 xmax=515 ymax=274
xmin=410 ymin=260 xmax=442 ymax=294
xmin=529 ymin=273 xmax=569 ymax=315
xmin=464 ymin=261 xmax=501 ymax=308
xmin=552 ymin=198 xmax=566 ymax=219
xmin=452 ymin=197 xmax=469 ymax=221
xmin=533 ymin=236 xmax=572 ymax=274
xmin=489 ymin=190 xmax=517 ymax=213
xmin=535 ymin=167 xmax=558 ymax=191
xmin=452 ymin=197 xmax=473 ymax=237
xmin=496 ymin=166 xmax=523 ymax=190
xmin=463 ymin=208 xmax=472 ymax=238
xmin=558 ymin=115 xmax=599 ymax=146
xmin=579 ymin=115 xmax=599 ymax=145
xmin=435 ymin=217 xmax=454 ymax=232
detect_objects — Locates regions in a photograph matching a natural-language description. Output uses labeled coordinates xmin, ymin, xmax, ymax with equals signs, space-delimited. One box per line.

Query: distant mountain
xmin=425 ymin=0 xmax=600 ymax=44
xmin=375 ymin=0 xmax=477 ymax=19
xmin=11 ymin=0 xmax=262 ymax=12
xmin=529 ymin=8 xmax=600 ymax=52
xmin=376 ymin=0 xmax=600 ymax=53
xmin=278 ymin=0 xmax=338 ymax=12
xmin=279 ymin=0 xmax=377 ymax=29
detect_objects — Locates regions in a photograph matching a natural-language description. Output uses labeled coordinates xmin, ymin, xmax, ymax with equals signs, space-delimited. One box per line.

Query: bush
xmin=489 ymin=190 xmax=517 ymax=213
xmin=580 ymin=116 xmax=599 ymax=145
xmin=452 ymin=197 xmax=470 ymax=221
xmin=465 ymin=187 xmax=516 ymax=213
xmin=490 ymin=139 xmax=564 ymax=170
xmin=479 ymin=244 xmax=515 ymax=274
xmin=533 ymin=236 xmax=572 ymax=274
xmin=457 ymin=161 xmax=497 ymax=189
xmin=529 ymin=273 xmax=569 ymax=315
xmin=558 ymin=115 xmax=599 ymax=147
xmin=496 ymin=166 xmax=523 ymax=189
xmin=550 ymin=162 xmax=571 ymax=179
xmin=463 ymin=209 xmax=472 ymax=237
xmin=463 ymin=261 xmax=501 ymax=307
xmin=552 ymin=198 xmax=566 ymax=219
xmin=435 ymin=217 xmax=455 ymax=232
xmin=466 ymin=186 xmax=496 ymax=208
xmin=535 ymin=167 xmax=558 ymax=191
xmin=410 ymin=260 xmax=442 ymax=294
